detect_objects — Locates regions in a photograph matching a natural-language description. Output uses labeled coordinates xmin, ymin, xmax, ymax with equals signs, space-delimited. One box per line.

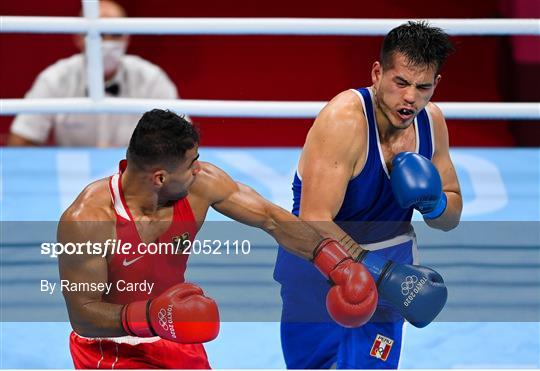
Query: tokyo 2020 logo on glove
xmin=400 ymin=275 xmax=418 ymax=296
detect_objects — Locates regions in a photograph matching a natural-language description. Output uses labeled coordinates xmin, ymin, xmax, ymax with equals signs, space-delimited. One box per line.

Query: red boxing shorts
xmin=69 ymin=331 xmax=211 ymax=369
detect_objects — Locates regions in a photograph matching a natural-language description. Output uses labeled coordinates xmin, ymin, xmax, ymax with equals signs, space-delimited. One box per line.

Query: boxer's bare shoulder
xmin=298 ymin=89 xmax=368 ymax=182
xmin=58 ymin=179 xmax=116 ymax=244
xmin=61 ymin=178 xmax=115 ymax=222
xmin=317 ymin=89 xmax=366 ymax=131
xmin=189 ymin=161 xmax=237 ymax=207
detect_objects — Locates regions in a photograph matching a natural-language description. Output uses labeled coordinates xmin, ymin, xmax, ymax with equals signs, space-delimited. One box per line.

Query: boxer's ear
xmin=434 ymin=74 xmax=441 ymax=88
xmin=152 ymin=170 xmax=166 ymax=187
xmin=371 ymin=61 xmax=382 ymax=86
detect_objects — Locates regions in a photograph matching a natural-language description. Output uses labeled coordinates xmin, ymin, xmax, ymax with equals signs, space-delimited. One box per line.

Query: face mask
xmin=101 ymin=40 xmax=127 ymax=75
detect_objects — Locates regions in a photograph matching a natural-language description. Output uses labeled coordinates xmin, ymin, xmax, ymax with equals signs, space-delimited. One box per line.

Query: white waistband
xmin=360 ymin=230 xmax=416 ymax=251
xmin=74 ymin=332 xmax=161 ymax=345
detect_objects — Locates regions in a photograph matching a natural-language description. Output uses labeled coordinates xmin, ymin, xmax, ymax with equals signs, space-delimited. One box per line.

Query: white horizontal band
xmin=0 ymin=98 xmax=538 ymax=119
xmin=361 ymin=232 xmax=415 ymax=251
xmin=74 ymin=332 xmax=160 ymax=345
xmin=1 ymin=17 xmax=539 ymax=36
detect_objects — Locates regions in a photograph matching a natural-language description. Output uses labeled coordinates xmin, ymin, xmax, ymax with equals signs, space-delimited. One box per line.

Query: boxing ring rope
xmin=2 ymin=17 xmax=540 ymax=35
xmin=1 ymin=9 xmax=539 ymax=120
xmin=0 ymin=98 xmax=538 ymax=120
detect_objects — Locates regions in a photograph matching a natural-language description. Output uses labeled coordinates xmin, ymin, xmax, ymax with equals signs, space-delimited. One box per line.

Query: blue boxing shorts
xmin=275 ymin=233 xmax=418 ymax=369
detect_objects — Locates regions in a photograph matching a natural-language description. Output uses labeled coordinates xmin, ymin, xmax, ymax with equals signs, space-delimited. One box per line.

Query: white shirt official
xmin=11 ymin=54 xmax=178 ymax=147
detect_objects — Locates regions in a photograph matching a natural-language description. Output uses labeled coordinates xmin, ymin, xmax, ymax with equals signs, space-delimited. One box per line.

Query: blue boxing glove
xmin=359 ymin=252 xmax=447 ymax=328
xmin=391 ymin=152 xmax=447 ymax=219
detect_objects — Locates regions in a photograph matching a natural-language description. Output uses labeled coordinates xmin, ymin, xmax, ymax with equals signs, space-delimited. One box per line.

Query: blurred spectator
xmin=8 ymin=0 xmax=177 ymax=147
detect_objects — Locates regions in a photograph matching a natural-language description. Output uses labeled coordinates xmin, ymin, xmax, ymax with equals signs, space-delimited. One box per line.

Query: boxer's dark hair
xmin=127 ymin=109 xmax=199 ymax=170
xmin=381 ymin=21 xmax=454 ymax=74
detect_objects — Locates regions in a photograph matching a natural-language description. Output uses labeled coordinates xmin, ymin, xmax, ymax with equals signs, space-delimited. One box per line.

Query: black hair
xmin=127 ymin=109 xmax=199 ymax=170
xmin=381 ymin=21 xmax=454 ymax=73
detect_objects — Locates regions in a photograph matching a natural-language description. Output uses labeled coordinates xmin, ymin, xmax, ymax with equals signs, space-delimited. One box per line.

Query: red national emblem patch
xmin=370 ymin=334 xmax=394 ymax=361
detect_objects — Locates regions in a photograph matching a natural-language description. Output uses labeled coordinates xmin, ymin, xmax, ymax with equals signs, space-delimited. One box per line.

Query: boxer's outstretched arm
xmin=57 ymin=206 xmax=125 ymax=337
xmin=426 ymin=103 xmax=462 ymax=231
xmin=195 ymin=163 xmax=321 ymax=260
xmin=196 ymin=163 xmax=378 ymax=327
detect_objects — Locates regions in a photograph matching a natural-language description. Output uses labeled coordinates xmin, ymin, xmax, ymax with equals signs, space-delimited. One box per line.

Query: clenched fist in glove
xmin=312 ymin=239 xmax=378 ymax=328
xmin=359 ymin=252 xmax=447 ymax=328
xmin=121 ymin=282 xmax=219 ymax=343
xmin=391 ymin=152 xmax=447 ymax=220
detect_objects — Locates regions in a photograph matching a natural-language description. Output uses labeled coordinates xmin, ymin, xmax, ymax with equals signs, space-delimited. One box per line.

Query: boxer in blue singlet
xmin=274 ymin=21 xmax=462 ymax=369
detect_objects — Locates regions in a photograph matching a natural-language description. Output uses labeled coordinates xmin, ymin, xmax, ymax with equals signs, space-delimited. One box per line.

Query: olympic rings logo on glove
xmin=401 ymin=275 xmax=418 ymax=296
xmin=158 ymin=308 xmax=169 ymax=331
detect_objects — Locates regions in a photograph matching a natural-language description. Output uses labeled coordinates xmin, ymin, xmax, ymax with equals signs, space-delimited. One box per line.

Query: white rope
xmin=1 ymin=17 xmax=539 ymax=36
xmin=1 ymin=98 xmax=538 ymax=120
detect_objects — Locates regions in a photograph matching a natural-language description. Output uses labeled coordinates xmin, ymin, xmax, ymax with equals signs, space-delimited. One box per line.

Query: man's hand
xmin=359 ymin=252 xmax=447 ymax=328
xmin=122 ymin=283 xmax=220 ymax=343
xmin=313 ymin=239 xmax=378 ymax=328
xmin=391 ymin=152 xmax=447 ymax=220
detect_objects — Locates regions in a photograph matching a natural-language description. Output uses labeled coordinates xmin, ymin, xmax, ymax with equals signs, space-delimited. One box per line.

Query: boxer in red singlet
xmin=58 ymin=109 xmax=378 ymax=369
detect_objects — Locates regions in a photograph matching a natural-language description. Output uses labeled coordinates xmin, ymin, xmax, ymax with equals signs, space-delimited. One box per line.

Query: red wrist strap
xmin=121 ymin=300 xmax=155 ymax=337
xmin=313 ymin=239 xmax=351 ymax=278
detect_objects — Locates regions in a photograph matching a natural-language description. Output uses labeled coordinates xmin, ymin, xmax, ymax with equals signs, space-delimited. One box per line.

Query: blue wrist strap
xmin=423 ymin=192 xmax=447 ymax=220
xmin=361 ymin=253 xmax=387 ymax=282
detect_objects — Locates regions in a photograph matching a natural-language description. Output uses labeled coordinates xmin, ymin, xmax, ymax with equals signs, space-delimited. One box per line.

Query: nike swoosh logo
xmin=123 ymin=256 xmax=144 ymax=267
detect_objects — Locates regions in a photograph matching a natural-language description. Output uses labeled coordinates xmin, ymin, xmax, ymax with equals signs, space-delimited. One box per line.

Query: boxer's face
xmin=157 ymin=146 xmax=201 ymax=201
xmin=372 ymin=52 xmax=440 ymax=130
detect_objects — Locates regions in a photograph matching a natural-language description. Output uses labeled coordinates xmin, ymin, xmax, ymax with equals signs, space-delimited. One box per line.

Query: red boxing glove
xmin=121 ymin=283 xmax=220 ymax=343
xmin=313 ymin=239 xmax=378 ymax=328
